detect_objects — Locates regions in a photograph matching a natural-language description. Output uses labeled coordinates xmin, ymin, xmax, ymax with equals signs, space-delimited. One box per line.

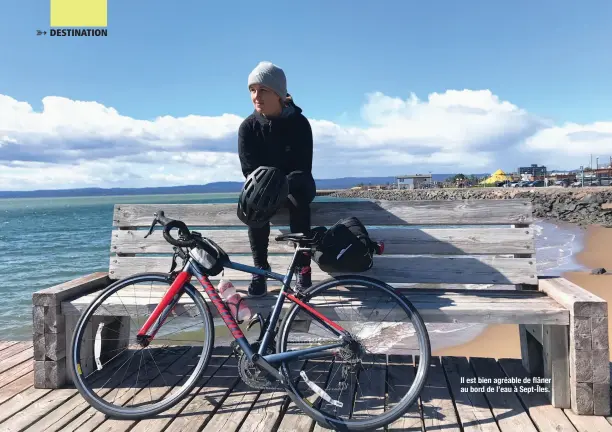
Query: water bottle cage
xmin=224 ymin=297 xmax=245 ymax=324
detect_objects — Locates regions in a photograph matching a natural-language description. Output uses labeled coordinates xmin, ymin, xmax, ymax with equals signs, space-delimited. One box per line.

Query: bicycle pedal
xmin=230 ymin=340 xmax=241 ymax=358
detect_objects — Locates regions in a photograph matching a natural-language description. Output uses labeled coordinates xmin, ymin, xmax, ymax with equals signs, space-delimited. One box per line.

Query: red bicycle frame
xmin=136 ymin=255 xmax=348 ymax=367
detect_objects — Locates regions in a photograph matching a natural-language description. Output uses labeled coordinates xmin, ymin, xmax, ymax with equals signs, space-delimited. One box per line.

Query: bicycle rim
xmin=69 ymin=272 xmax=214 ymax=419
xmin=277 ymin=275 xmax=431 ymax=431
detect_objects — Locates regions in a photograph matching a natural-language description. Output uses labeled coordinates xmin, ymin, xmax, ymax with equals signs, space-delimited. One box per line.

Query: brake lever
xmin=144 ymin=214 xmax=159 ymax=238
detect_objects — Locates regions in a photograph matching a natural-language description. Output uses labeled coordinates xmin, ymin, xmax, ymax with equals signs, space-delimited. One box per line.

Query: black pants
xmin=248 ymin=170 xmax=316 ymax=269
xmin=248 ymin=199 xmax=312 ymax=269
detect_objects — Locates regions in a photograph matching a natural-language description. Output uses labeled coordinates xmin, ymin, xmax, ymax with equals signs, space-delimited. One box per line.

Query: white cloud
xmin=0 ymin=90 xmax=611 ymax=191
xmin=523 ymin=121 xmax=612 ymax=165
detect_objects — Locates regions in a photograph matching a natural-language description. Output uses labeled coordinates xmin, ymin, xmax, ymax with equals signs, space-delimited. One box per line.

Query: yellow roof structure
xmin=480 ymin=169 xmax=512 ymax=184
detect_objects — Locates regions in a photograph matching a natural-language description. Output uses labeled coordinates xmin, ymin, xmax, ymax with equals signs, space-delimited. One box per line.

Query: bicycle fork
xmin=136 ymin=271 xmax=191 ymax=346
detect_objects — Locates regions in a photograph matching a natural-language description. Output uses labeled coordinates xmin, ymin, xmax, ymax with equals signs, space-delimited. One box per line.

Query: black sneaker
xmin=296 ymin=266 xmax=312 ymax=289
xmin=248 ymin=264 xmax=271 ymax=298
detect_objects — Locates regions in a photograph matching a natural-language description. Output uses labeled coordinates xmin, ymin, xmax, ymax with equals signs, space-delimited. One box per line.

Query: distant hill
xmin=0 ymin=174 xmax=487 ymax=198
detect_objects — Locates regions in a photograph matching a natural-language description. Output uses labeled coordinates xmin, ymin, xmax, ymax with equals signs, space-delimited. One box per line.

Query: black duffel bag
xmin=312 ymin=216 xmax=384 ymax=273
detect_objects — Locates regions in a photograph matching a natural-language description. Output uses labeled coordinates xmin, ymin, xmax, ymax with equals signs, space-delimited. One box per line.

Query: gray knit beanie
xmin=248 ymin=61 xmax=287 ymax=102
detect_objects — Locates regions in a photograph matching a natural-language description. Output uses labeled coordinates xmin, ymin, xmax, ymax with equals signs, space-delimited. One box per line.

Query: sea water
xmin=0 ymin=195 xmax=588 ymax=353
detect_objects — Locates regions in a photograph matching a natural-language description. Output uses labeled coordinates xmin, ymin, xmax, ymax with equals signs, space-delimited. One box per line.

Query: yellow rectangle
xmin=50 ymin=0 xmax=107 ymax=27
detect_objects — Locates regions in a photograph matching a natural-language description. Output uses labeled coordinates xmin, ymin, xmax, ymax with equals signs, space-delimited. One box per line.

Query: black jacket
xmin=238 ymin=99 xmax=313 ymax=178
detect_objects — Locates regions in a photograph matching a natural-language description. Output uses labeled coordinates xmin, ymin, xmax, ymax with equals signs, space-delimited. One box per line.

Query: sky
xmin=1 ymin=0 xmax=612 ymax=191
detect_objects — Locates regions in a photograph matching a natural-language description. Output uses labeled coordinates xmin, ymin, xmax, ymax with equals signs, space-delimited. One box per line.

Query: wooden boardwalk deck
xmin=2 ymin=341 xmax=612 ymax=432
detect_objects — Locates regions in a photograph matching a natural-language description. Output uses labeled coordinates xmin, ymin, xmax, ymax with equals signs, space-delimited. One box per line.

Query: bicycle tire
xmin=276 ymin=274 xmax=431 ymax=431
xmin=69 ymin=272 xmax=214 ymax=419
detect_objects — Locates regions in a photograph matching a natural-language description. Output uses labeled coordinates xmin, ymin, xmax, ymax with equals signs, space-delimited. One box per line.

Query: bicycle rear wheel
xmin=69 ymin=272 xmax=214 ymax=419
xmin=277 ymin=275 xmax=430 ymax=431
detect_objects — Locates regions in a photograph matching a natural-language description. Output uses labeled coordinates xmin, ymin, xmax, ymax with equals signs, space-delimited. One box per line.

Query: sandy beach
xmin=433 ymin=223 xmax=612 ymax=359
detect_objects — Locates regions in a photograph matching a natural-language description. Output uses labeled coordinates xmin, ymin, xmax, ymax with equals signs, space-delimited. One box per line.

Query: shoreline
xmin=331 ymin=186 xmax=612 ymax=227
xmin=432 ymin=223 xmax=612 ymax=359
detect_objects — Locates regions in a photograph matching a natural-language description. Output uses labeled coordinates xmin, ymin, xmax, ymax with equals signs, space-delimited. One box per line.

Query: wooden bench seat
xmin=61 ymin=287 xmax=569 ymax=325
xmin=32 ymin=198 xmax=610 ymax=416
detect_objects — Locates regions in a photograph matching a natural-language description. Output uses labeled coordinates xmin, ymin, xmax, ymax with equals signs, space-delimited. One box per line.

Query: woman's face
xmin=250 ymin=84 xmax=282 ymax=116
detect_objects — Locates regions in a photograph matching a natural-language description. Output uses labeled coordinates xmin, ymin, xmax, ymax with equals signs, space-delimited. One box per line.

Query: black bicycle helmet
xmin=237 ymin=166 xmax=289 ymax=228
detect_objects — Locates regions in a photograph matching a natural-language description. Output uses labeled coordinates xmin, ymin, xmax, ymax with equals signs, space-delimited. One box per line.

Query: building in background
xmin=518 ymin=164 xmax=547 ymax=178
xmin=395 ymin=174 xmax=432 ymax=189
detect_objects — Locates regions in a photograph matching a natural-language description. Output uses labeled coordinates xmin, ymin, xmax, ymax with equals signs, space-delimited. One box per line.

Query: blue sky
xmin=0 ymin=1 xmax=611 ymax=190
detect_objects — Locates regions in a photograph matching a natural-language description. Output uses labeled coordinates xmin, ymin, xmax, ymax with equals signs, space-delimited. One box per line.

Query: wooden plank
xmin=543 ymin=324 xmax=570 ymax=408
xmin=237 ymin=386 xmax=290 ymax=432
xmin=31 ymin=348 xmax=232 ymax=432
xmin=109 ymin=255 xmax=538 ymax=285
xmin=128 ymin=348 xmax=233 ymax=432
xmin=200 ymin=381 xmax=261 ymax=431
xmin=161 ymin=353 xmax=241 ymax=432
xmin=387 ymin=355 xmax=422 ymax=431
xmin=441 ymin=356 xmax=499 ymax=431
xmin=61 ymin=285 xmax=560 ymax=302
xmin=113 ymin=200 xmax=533 ymax=227
xmin=420 ymin=356 xmax=461 ymax=432
xmin=0 ymin=341 xmax=19 ymax=352
xmin=238 ymin=359 xmax=307 ymax=432
xmin=0 ymin=347 xmax=34 ymax=374
xmin=0 ymin=361 xmax=33 ymax=390
xmin=469 ymin=357 xmax=537 ymax=432
xmin=311 ymin=359 xmax=358 ymax=431
xmin=279 ymin=359 xmax=332 ymax=432
xmin=539 ymin=276 xmax=608 ymax=317
xmin=0 ymin=385 xmax=52 ymax=424
xmin=523 ymin=324 xmax=543 ymax=344
xmin=22 ymin=389 xmax=90 ymax=432
xmin=0 ymin=342 xmax=32 ymax=362
xmin=94 ymin=346 xmax=205 ymax=432
xmin=63 ymin=288 xmax=569 ymax=325
xmin=564 ymin=409 xmax=612 ymax=432
xmin=498 ymin=359 xmax=578 ymax=432
xmin=62 ymin=345 xmax=196 ymax=432
xmin=539 ymin=276 xmax=610 ymax=415
xmin=60 ymin=285 xmax=566 ymax=307
xmin=112 ymin=227 xmax=536 ymax=255
xmin=350 ymin=354 xmax=387 ymax=431
xmin=519 ymin=325 xmax=542 ymax=376
xmin=32 ymin=272 xmax=110 ymax=307
xmin=0 ymin=371 xmax=35 ymax=405
xmin=0 ymin=387 xmax=78 ymax=432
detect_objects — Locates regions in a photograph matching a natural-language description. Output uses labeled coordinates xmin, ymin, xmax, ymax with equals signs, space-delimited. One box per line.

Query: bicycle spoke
xmin=279 ymin=276 xmax=430 ymax=429
xmin=70 ymin=273 xmax=213 ymax=418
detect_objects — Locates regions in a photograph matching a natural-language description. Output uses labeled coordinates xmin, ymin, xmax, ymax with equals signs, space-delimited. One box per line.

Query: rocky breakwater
xmin=329 ymin=187 xmax=612 ymax=227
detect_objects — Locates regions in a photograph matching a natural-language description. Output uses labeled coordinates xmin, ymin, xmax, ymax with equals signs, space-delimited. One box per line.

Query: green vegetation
xmin=445 ymin=174 xmax=482 ymax=184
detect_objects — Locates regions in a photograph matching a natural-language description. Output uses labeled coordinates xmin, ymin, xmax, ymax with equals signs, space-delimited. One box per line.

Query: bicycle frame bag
xmin=189 ymin=236 xmax=229 ymax=276
xmin=312 ymin=217 xmax=383 ymax=273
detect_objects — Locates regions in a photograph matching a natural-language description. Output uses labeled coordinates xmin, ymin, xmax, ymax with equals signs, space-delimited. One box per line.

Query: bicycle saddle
xmin=275 ymin=228 xmax=325 ymax=246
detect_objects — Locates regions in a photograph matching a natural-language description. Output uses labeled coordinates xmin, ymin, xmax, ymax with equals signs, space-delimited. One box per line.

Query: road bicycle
xmin=69 ymin=210 xmax=430 ymax=431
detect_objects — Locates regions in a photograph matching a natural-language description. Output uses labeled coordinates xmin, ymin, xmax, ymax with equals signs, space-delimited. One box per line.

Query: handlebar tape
xmin=155 ymin=210 xmax=219 ymax=257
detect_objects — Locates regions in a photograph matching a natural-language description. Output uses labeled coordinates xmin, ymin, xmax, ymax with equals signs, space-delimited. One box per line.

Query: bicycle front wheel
xmin=277 ymin=275 xmax=431 ymax=431
xmin=69 ymin=272 xmax=214 ymax=419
